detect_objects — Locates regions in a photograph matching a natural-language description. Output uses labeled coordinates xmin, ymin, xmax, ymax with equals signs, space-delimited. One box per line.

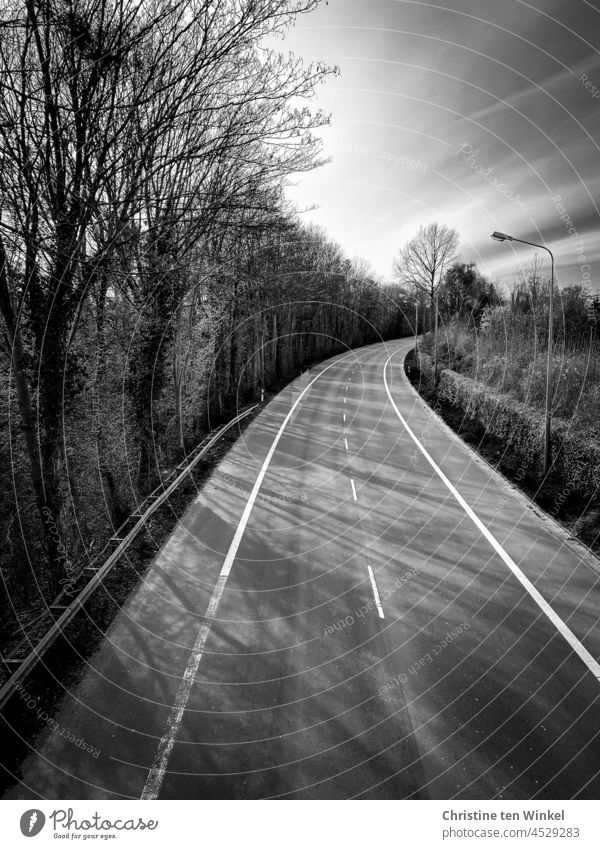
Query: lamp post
xmin=433 ymin=289 xmax=439 ymax=382
xmin=414 ymin=300 xmax=419 ymax=355
xmin=490 ymin=231 xmax=555 ymax=477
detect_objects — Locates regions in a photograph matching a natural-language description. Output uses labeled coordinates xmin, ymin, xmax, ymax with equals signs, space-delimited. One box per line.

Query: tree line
xmin=394 ymin=221 xmax=600 ymax=445
xmin=394 ymin=221 xmax=599 ymax=349
xmin=0 ymin=0 xmax=412 ymax=642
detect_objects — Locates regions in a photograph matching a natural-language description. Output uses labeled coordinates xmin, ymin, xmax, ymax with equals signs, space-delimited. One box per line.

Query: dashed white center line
xmin=368 ymin=565 xmax=385 ymax=618
xmin=344 ymin=397 xmax=347 ymax=404
xmin=343 ymin=413 xmax=346 ymax=423
xmin=350 ymin=479 xmax=358 ymax=501
xmin=344 ymin=437 xmax=349 ymax=451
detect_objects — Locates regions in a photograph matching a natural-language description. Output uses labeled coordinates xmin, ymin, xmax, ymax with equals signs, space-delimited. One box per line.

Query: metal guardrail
xmin=0 ymin=405 xmax=257 ymax=711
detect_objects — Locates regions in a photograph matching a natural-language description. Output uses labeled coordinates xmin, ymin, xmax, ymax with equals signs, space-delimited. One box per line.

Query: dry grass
xmin=430 ymin=320 xmax=600 ymax=439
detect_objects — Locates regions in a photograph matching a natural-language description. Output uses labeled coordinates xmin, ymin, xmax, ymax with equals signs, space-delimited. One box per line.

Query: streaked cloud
xmin=281 ymin=0 xmax=600 ymax=290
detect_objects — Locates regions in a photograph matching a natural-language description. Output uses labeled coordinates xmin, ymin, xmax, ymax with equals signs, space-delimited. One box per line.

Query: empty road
xmin=4 ymin=338 xmax=600 ymax=799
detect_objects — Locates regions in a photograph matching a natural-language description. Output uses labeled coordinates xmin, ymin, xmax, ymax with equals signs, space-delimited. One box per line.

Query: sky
xmin=279 ymin=0 xmax=600 ymax=290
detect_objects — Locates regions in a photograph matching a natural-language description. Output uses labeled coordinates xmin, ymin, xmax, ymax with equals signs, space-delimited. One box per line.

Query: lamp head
xmin=491 ymin=231 xmax=513 ymax=242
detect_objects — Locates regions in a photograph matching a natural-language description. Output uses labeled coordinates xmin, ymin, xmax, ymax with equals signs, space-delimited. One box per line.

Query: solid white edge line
xmin=351 ymin=479 xmax=358 ymax=501
xmin=368 ymin=565 xmax=385 ymax=619
xmin=141 ymin=353 xmax=353 ymax=799
xmin=383 ymin=352 xmax=600 ymax=683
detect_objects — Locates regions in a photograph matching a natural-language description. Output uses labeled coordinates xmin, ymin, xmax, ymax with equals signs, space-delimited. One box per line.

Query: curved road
xmin=4 ymin=338 xmax=600 ymax=799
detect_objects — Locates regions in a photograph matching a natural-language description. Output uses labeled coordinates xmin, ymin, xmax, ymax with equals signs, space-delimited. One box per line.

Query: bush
xmin=437 ymin=368 xmax=600 ymax=504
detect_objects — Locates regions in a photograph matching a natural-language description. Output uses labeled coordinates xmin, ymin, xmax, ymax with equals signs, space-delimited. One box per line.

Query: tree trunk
xmin=172 ymin=304 xmax=185 ymax=454
xmin=0 ymin=236 xmax=62 ymax=593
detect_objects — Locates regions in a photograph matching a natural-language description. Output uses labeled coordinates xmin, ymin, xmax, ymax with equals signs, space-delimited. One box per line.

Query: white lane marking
xmin=344 ymin=437 xmax=349 ymax=451
xmin=383 ymin=352 xmax=600 ymax=683
xmin=368 ymin=565 xmax=385 ymax=619
xmin=141 ymin=576 xmax=227 ymax=799
xmin=343 ymin=413 xmax=346 ymax=423
xmin=350 ymin=479 xmax=358 ymax=501
xmin=344 ymin=397 xmax=347 ymax=404
xmin=142 ymin=354 xmax=352 ymax=799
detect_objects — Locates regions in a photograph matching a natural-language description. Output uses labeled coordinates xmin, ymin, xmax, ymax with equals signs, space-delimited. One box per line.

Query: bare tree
xmin=0 ymin=0 xmax=333 ymax=589
xmin=393 ymin=222 xmax=460 ymax=378
xmin=393 ymin=223 xmax=460 ymax=302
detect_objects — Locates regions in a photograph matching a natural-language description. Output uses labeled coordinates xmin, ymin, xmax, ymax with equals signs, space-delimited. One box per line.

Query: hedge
xmin=422 ymin=360 xmax=600 ymax=506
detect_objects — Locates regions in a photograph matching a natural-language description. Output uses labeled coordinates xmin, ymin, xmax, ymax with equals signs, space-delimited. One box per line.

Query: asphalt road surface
xmin=4 ymin=338 xmax=600 ymax=799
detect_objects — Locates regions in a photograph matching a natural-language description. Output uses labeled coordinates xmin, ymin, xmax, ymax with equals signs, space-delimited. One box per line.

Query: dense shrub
xmin=437 ymin=368 xmax=600 ymax=505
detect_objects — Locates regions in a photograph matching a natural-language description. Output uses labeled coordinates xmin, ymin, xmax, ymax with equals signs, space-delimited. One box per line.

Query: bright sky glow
xmin=281 ymin=0 xmax=600 ymax=289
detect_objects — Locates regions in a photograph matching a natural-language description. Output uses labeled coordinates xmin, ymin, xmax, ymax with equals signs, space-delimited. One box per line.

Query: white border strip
xmin=368 ymin=565 xmax=385 ymax=619
xmin=383 ymin=352 xmax=600 ymax=683
xmin=142 ymin=354 xmax=352 ymax=799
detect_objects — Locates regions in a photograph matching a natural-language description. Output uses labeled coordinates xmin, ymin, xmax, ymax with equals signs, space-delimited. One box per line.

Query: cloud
xmin=280 ymin=0 xmax=600 ymax=288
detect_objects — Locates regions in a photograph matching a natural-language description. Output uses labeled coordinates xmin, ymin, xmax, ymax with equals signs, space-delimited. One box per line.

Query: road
xmin=3 ymin=337 xmax=600 ymax=799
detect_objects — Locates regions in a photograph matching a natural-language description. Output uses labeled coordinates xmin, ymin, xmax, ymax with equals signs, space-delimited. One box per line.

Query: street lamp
xmin=433 ymin=289 xmax=439 ymax=382
xmin=414 ymin=300 xmax=419 ymax=355
xmin=490 ymin=231 xmax=555 ymax=477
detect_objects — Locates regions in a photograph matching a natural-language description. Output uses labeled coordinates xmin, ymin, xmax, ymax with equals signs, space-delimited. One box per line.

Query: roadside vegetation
xmin=0 ymin=0 xmax=412 ymax=656
xmin=397 ymin=228 xmax=600 ymax=551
